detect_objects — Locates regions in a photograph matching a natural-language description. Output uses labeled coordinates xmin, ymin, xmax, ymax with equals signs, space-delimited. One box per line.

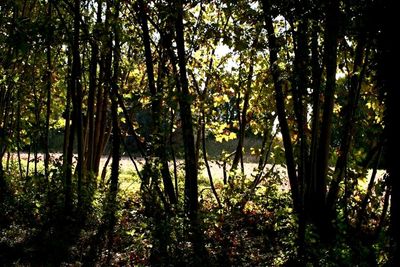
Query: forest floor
xmin=1 ymin=153 xmax=388 ymax=266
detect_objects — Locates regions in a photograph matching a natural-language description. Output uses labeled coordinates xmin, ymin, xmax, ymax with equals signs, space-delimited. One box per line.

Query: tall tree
xmin=107 ymin=0 xmax=121 ymax=231
xmin=314 ymin=0 xmax=340 ymax=233
xmin=44 ymin=0 xmax=52 ymax=182
xmin=173 ymin=0 xmax=199 ymax=220
xmin=84 ymin=0 xmax=102 ymax=179
xmin=377 ymin=0 xmax=398 ymax=263
xmin=260 ymin=0 xmax=300 ymax=212
xmin=137 ymin=0 xmax=176 ymax=204
xmin=172 ymin=0 xmax=207 ymax=263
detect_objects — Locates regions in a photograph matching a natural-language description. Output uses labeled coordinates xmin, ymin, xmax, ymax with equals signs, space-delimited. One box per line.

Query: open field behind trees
xmin=7 ymin=151 xmax=278 ymax=189
xmin=1 ymin=0 xmax=398 ymax=265
xmin=7 ymin=152 xmax=386 ymax=195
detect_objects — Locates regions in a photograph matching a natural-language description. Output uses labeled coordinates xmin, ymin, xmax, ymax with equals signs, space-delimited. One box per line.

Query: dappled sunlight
xmin=0 ymin=0 xmax=396 ymax=265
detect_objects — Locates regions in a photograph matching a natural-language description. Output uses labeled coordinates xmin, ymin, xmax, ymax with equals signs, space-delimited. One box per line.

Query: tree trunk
xmin=64 ymin=49 xmax=73 ymax=216
xmin=202 ymin=112 xmax=222 ymax=209
xmin=232 ymin=46 xmax=257 ymax=171
xmin=72 ymin=0 xmax=85 ymax=210
xmin=261 ymin=0 xmax=300 ymax=212
xmin=356 ymin=145 xmax=383 ymax=230
xmin=174 ymin=0 xmax=198 ymax=219
xmin=291 ymin=16 xmax=310 ymax=202
xmin=314 ymin=0 xmax=340 ymax=234
xmin=44 ymin=0 xmax=52 ymax=182
xmin=308 ymin=20 xmax=323 ymax=215
xmin=378 ymin=0 xmax=398 ymax=263
xmin=326 ymin=31 xmax=368 ymax=216
xmin=291 ymin=15 xmax=310 ymax=258
xmin=138 ymin=0 xmax=176 ymax=204
xmin=173 ymin=0 xmax=207 ymax=263
xmin=107 ymin=0 xmax=121 ymax=232
xmin=85 ymin=0 xmax=102 ymax=179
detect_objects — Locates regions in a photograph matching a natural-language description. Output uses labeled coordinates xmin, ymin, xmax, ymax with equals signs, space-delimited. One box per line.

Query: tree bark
xmin=107 ymin=0 xmax=121 ymax=232
xmin=261 ymin=0 xmax=300 ymax=212
xmin=378 ymin=0 xmax=398 ymax=263
xmin=64 ymin=51 xmax=73 ymax=216
xmin=356 ymin=145 xmax=383 ymax=230
xmin=308 ymin=20 xmax=323 ymax=214
xmin=232 ymin=44 xmax=257 ymax=171
xmin=72 ymin=0 xmax=85 ymax=210
xmin=174 ymin=0 xmax=199 ymax=218
xmin=314 ymin=0 xmax=340 ymax=232
xmin=173 ymin=0 xmax=207 ymax=263
xmin=326 ymin=31 xmax=368 ymax=215
xmin=138 ymin=0 xmax=176 ymax=204
xmin=44 ymin=0 xmax=52 ymax=182
xmin=85 ymin=0 xmax=102 ymax=179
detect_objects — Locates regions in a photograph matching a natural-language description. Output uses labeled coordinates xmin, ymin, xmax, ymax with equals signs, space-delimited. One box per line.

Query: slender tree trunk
xmin=92 ymin=11 xmax=112 ymax=176
xmin=291 ymin=16 xmax=310 ymax=257
xmin=291 ymin=17 xmax=309 ymax=201
xmin=93 ymin=9 xmax=111 ymax=176
xmin=261 ymin=0 xmax=300 ymax=212
xmin=26 ymin=145 xmax=31 ymax=178
xmin=173 ymin=0 xmax=207 ymax=263
xmin=65 ymin=119 xmax=75 ymax=216
xmin=72 ymin=0 xmax=85 ymax=210
xmin=93 ymin=60 xmax=106 ymax=174
xmin=314 ymin=0 xmax=340 ymax=233
xmin=201 ymin=112 xmax=222 ymax=208
xmin=64 ymin=51 xmax=73 ymax=216
xmin=195 ymin=118 xmax=201 ymax=168
xmin=32 ymin=72 xmax=40 ymax=177
xmin=356 ymin=145 xmax=383 ymax=230
xmin=232 ymin=48 xmax=256 ymax=171
xmin=374 ymin=176 xmax=390 ymax=238
xmin=326 ymin=32 xmax=368 ymax=215
xmin=169 ymin=109 xmax=179 ymax=199
xmin=0 ymin=162 xmax=6 ymax=202
xmin=308 ymin=22 xmax=322 ymax=204
xmin=93 ymin=85 xmax=109 ymax=175
xmin=107 ymin=0 xmax=121 ymax=234
xmin=156 ymin=68 xmax=177 ymax=204
xmin=138 ymin=0 xmax=176 ymax=204
xmin=115 ymin=92 xmax=146 ymax=156
xmin=101 ymin=150 xmax=112 ymax=187
xmin=44 ymin=0 xmax=52 ymax=183
xmin=16 ymin=101 xmax=23 ymax=180
xmin=0 ymin=92 xmax=11 ymax=200
xmin=85 ymin=0 xmax=102 ymax=178
xmin=174 ymin=0 xmax=198 ymax=219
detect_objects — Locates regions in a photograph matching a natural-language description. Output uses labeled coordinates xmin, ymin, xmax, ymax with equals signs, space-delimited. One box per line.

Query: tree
xmin=173 ymin=1 xmax=207 ymax=263
xmin=376 ymin=0 xmax=398 ymax=264
xmin=137 ymin=0 xmax=176 ymax=204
